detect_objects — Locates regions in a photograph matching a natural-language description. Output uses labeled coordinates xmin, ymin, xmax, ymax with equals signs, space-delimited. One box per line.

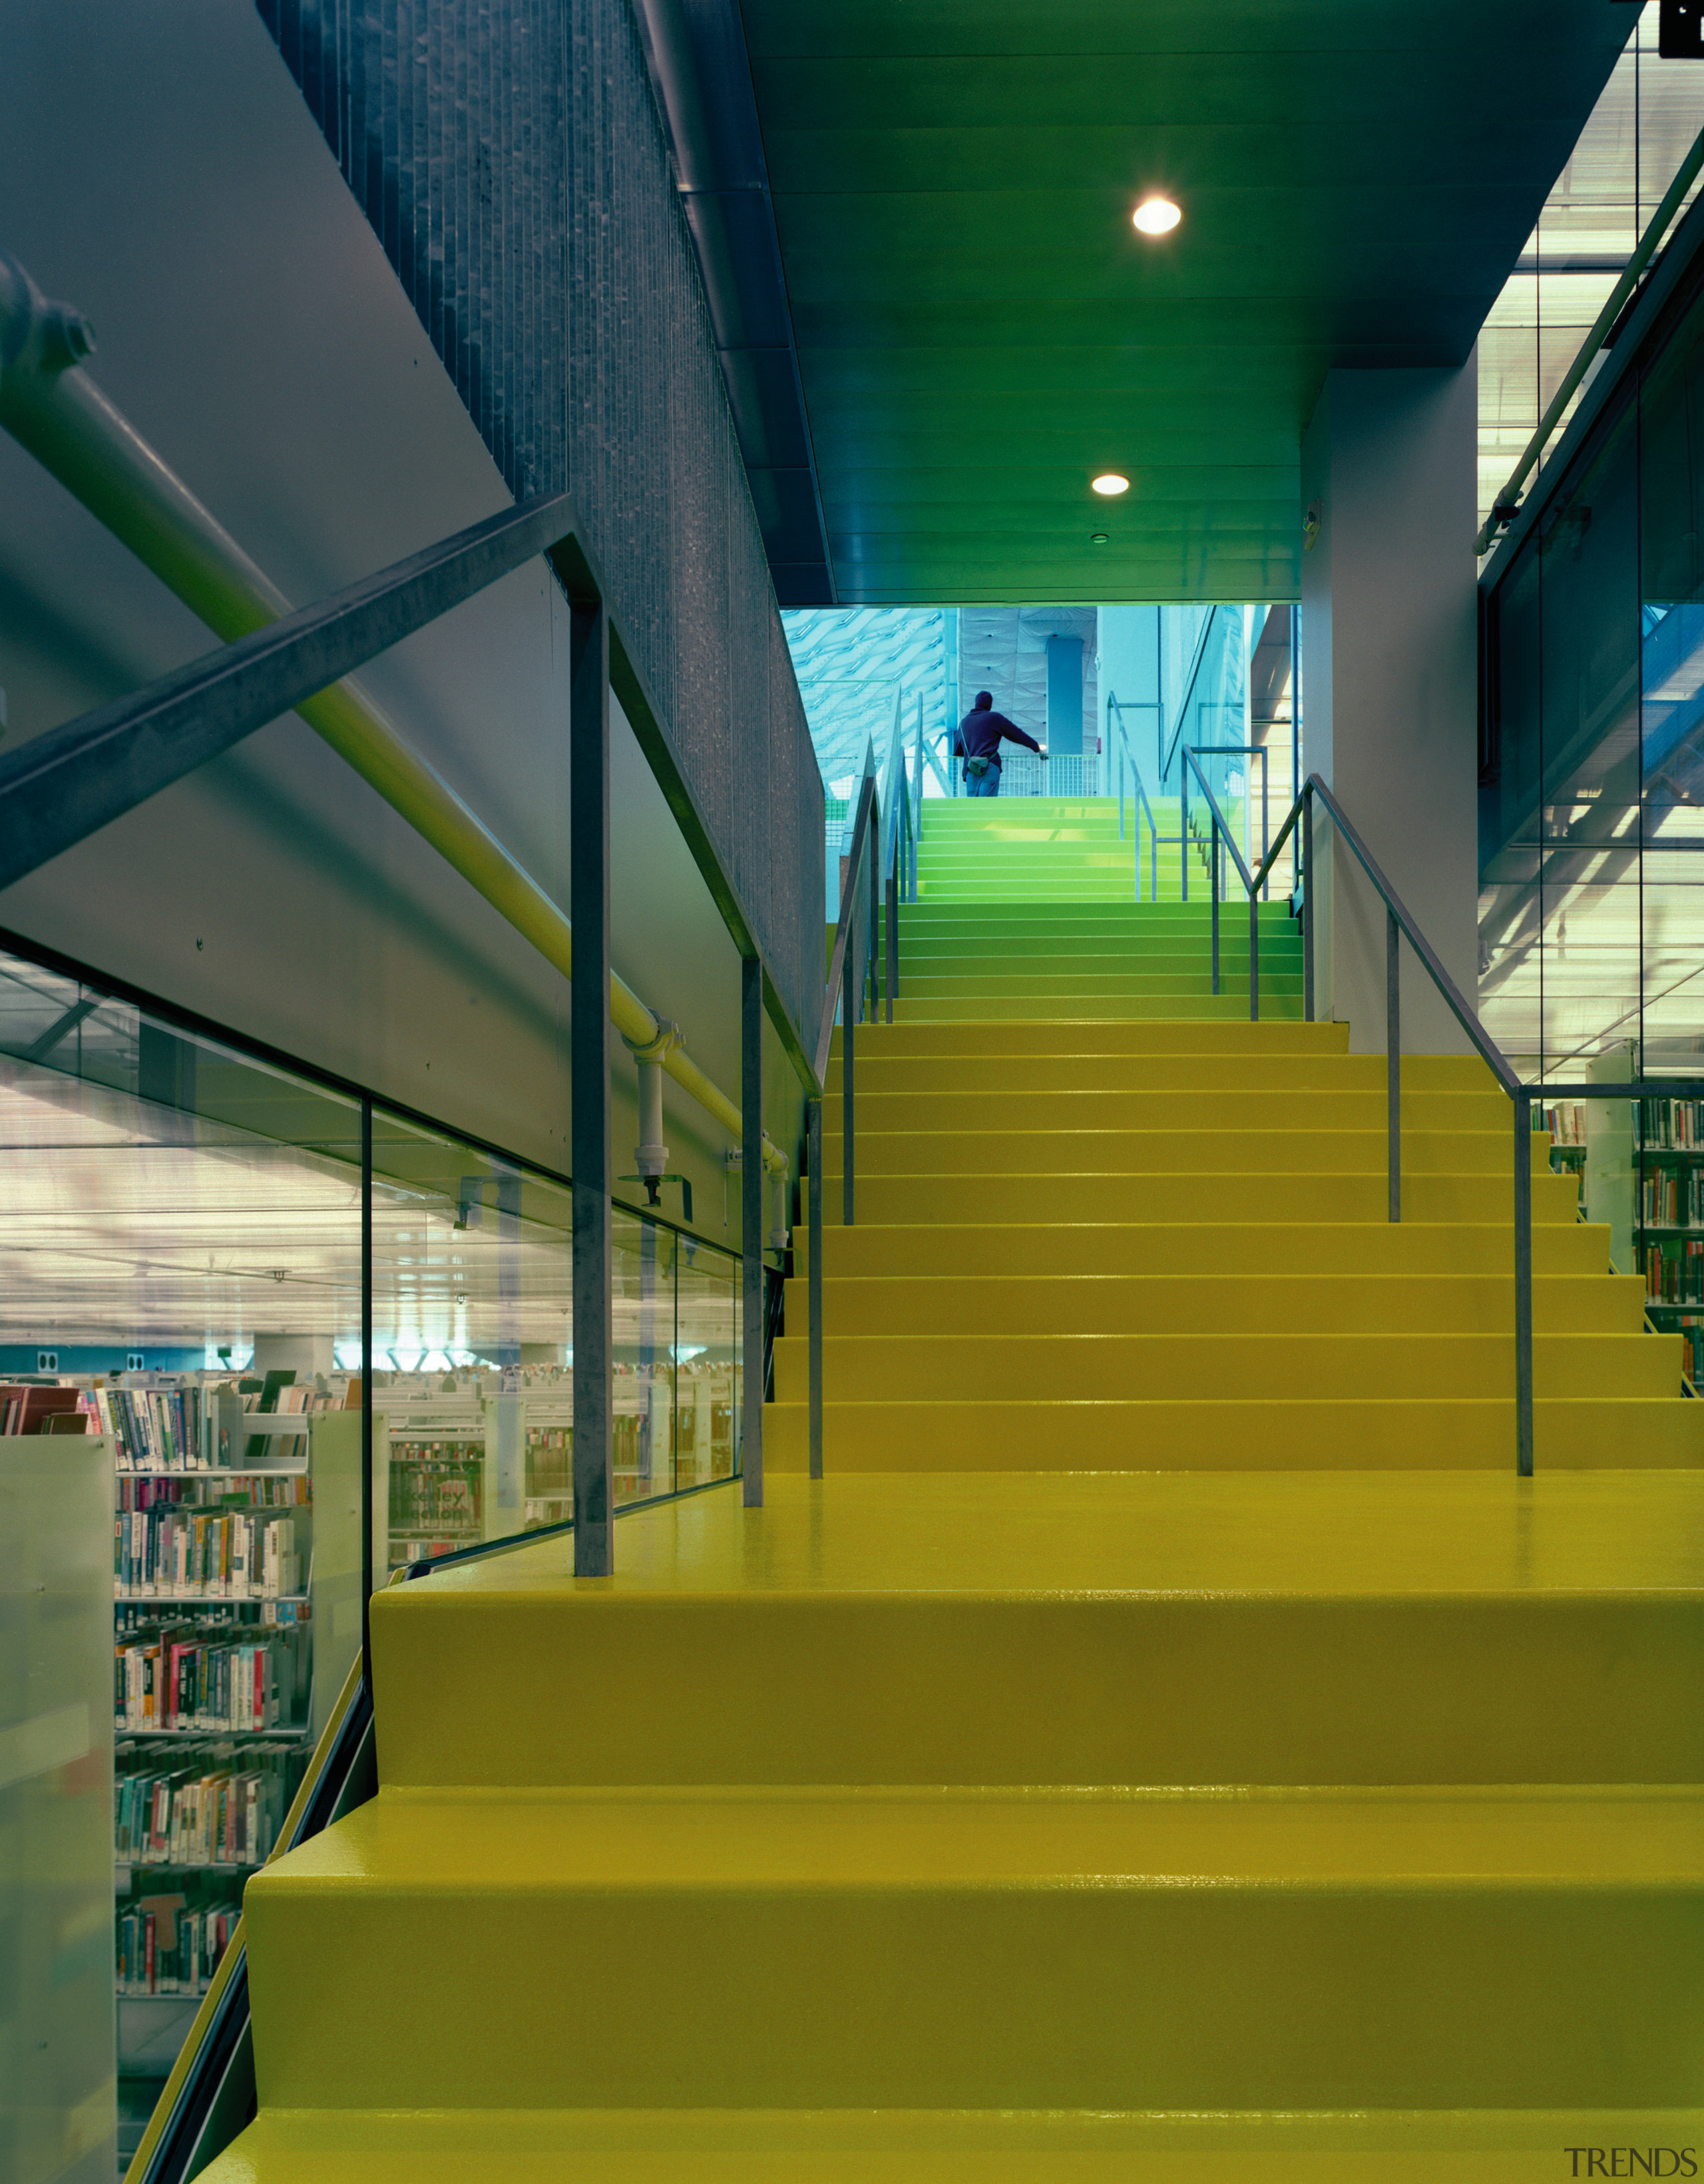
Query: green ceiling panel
xmin=737 ymin=0 xmax=1629 ymax=602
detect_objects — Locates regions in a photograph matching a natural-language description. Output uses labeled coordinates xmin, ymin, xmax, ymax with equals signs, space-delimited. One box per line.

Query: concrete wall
xmin=0 ymin=0 xmax=807 ymax=1253
xmin=1299 ymin=364 xmax=1480 ymax=1054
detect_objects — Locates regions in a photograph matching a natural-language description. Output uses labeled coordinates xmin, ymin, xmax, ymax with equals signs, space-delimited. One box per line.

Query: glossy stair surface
xmin=205 ymin=801 xmax=1704 ymax=2181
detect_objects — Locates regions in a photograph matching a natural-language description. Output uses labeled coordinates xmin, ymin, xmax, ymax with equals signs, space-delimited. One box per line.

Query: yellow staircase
xmin=204 ymin=800 xmax=1704 ymax=2180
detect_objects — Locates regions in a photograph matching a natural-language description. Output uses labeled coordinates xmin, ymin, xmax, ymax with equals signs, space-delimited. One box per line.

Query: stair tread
xmin=377 ymin=1471 xmax=1704 ymax=1598
xmin=254 ymin=1783 xmax=1704 ymax=1893
xmin=197 ymin=2103 xmax=1704 ymax=2177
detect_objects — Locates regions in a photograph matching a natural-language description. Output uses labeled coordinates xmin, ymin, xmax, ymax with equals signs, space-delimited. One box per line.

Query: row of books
xmin=1641 ymin=1097 xmax=1704 ymax=1150
xmin=1676 ymin=1318 xmax=1704 ymax=1386
xmin=117 ymin=1471 xmax=311 ymax=1513
xmin=1535 ymin=1102 xmax=1588 ymax=1147
xmin=116 ymin=1745 xmax=302 ymax=1867
xmin=388 ymin=1457 xmax=481 ymax=1533
xmin=115 ymin=1507 xmax=304 ymax=1600
xmin=116 ymin=1628 xmax=300 ymax=1735
xmin=117 ymin=1902 xmax=238 ymax=1997
xmin=86 ymin=1384 xmax=207 ymax=1469
xmin=1643 ymin=1240 xmax=1704 ymax=1304
xmin=1639 ymin=1170 xmax=1704 ymax=1230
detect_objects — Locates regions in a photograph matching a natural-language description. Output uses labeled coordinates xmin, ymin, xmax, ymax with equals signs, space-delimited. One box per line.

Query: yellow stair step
xmin=242 ymin=1782 xmax=1704 ymax=2112
xmin=198 ymin=2101 xmax=1704 ymax=2181
xmin=363 ymin=1474 xmax=1704 ymax=1791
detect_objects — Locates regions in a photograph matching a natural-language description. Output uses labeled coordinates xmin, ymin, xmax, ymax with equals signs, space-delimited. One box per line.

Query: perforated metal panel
xmin=255 ymin=0 xmax=824 ymax=1053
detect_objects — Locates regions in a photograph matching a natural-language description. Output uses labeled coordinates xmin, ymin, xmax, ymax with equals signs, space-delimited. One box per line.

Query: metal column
xmin=807 ymin=1097 xmax=823 ymax=1479
xmin=1302 ymin=790 xmax=1314 ymax=1023
xmin=570 ymin=591 xmax=614 ymax=1576
xmin=742 ymin=955 xmax=764 ymax=1507
xmin=1514 ymin=1093 xmax=1534 ymax=1477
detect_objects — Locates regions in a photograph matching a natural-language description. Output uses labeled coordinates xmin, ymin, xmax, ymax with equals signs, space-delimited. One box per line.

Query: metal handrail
xmin=1223 ymin=769 xmax=1704 ymax=1477
xmin=1159 ymin=606 xmax=1219 ymax=785
xmin=1191 ymin=741 xmax=1270 ymax=898
xmin=1104 ymin=693 xmax=1160 ymax=902
xmin=1180 ymin=747 xmax=1259 ymax=1016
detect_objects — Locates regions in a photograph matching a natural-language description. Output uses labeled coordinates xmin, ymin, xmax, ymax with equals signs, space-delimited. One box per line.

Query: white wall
xmin=0 ymin=0 xmax=803 ymax=1244
xmin=1299 ymin=363 xmax=1480 ymax=1054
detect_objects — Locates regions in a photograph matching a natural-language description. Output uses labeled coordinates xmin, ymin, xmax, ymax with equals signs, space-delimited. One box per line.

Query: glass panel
xmin=674 ymin=1230 xmax=740 ymax=1492
xmin=368 ymin=1110 xmax=576 ymax=1573
xmin=2 ymin=1427 xmax=115 ymax=2183
xmin=1641 ymin=261 xmax=1704 ymax=1077
xmin=0 ymin=947 xmax=363 ymax=2164
xmin=1538 ymin=382 xmax=1641 ymax=1075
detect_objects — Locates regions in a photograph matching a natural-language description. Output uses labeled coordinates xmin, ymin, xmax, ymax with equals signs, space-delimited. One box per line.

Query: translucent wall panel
xmin=1 ymin=1430 xmax=115 ymax=2184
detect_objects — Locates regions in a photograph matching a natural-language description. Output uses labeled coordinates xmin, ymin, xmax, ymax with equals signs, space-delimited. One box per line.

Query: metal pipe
xmin=1515 ymin=1093 xmax=1534 ymax=1477
xmin=570 ymin=596 xmax=614 ymax=1578
xmin=842 ymin=940 xmax=856 ymax=1227
xmin=0 ymin=251 xmax=785 ymax=1176
xmin=1386 ymin=906 xmax=1401 ymax=1224
xmin=1210 ymin=817 xmax=1220 ymax=996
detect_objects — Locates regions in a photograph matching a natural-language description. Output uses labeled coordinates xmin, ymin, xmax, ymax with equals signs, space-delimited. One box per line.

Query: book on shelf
xmin=1643 ymin=1237 xmax=1704 ymax=1304
xmin=1641 ymin=1097 xmax=1704 ymax=1151
xmin=115 ymin=1741 xmax=302 ymax=1867
xmin=0 ymin=1383 xmax=83 ymax=1435
xmin=116 ymin=1901 xmax=239 ymax=1998
xmin=1639 ymin=1167 xmax=1703 ymax=1231
xmin=1536 ymin=1102 xmax=1588 ymax=1148
xmin=114 ymin=1624 xmax=304 ymax=1735
xmin=114 ymin=1505 xmax=304 ymax=1600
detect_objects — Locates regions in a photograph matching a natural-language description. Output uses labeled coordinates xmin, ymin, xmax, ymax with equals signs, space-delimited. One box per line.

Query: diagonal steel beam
xmin=0 ymin=490 xmax=576 ymax=894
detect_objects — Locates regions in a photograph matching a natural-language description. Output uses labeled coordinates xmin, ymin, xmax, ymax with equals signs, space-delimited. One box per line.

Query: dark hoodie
xmin=953 ymin=703 xmax=1042 ymax=766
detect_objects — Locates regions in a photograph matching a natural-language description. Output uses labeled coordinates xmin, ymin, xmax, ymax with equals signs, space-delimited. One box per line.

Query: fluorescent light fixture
xmin=1133 ymin=197 xmax=1181 ymax=236
xmin=1092 ymin=474 xmax=1130 ymax=496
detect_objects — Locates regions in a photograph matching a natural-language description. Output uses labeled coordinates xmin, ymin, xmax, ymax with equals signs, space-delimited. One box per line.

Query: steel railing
xmin=1104 ymin=692 xmax=1161 ymax=901
xmin=1201 ymin=766 xmax=1702 ymax=1477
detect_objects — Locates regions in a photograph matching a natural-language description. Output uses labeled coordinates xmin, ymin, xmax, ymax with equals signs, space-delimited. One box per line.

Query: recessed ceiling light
xmin=1132 ymin=197 xmax=1181 ymax=236
xmin=1090 ymin=532 xmax=1110 ymax=544
xmin=1091 ymin=474 xmax=1130 ymax=496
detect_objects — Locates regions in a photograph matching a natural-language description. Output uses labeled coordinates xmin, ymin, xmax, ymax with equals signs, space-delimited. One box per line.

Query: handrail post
xmin=842 ymin=934 xmax=855 ymax=1226
xmin=1515 ymin=1091 xmax=1534 ymax=1476
xmin=742 ymin=954 xmax=764 ymax=1506
xmin=1386 ymin=906 xmax=1400 ymax=1223
xmin=1249 ymin=887 xmax=1259 ymax=1022
xmin=867 ymin=801 xmax=879 ymax=1023
xmin=570 ymin=590 xmax=614 ymax=1578
xmin=807 ymin=1095 xmax=823 ymax=1479
xmin=1302 ymin=788 xmax=1315 ymax=1023
xmin=1181 ymin=767 xmax=1189 ymax=902
xmin=1210 ymin=813 xmax=1220 ymax=996
xmin=885 ymin=853 xmax=898 ymax=1025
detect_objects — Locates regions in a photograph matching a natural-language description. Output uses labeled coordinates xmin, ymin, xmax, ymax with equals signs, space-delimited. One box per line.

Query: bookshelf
xmin=371 ymin=1360 xmax=739 ymax=1574
xmin=75 ymin=1373 xmax=361 ymax=2073
xmin=1635 ymin=1097 xmax=1704 ymax=1385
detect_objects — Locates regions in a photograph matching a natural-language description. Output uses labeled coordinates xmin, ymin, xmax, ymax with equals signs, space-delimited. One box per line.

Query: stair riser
xmin=823 ymin=1174 xmax=1582 ymax=1225
xmin=803 ymin=1222 xmax=1611 ymax=1279
xmin=821 ymin=1131 xmax=1552 ymax=1178
xmin=245 ymin=1874 xmax=1704 ymax=2111
xmin=824 ymin=1055 xmax=1497 ymax=1093
xmin=781 ymin=1275 xmax=1647 ymax=1338
xmin=889 ymin=996 xmax=1309 ymax=1021
xmin=771 ymin=1334 xmax=1677 ymax=1403
xmin=829 ymin=1022 xmax=1350 ymax=1055
xmin=829 ymin=1091 xmax=1514 ymax=1129
xmin=369 ymin=1592 xmax=1704 ymax=1790
xmin=895 ymin=975 xmax=1305 ymax=998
